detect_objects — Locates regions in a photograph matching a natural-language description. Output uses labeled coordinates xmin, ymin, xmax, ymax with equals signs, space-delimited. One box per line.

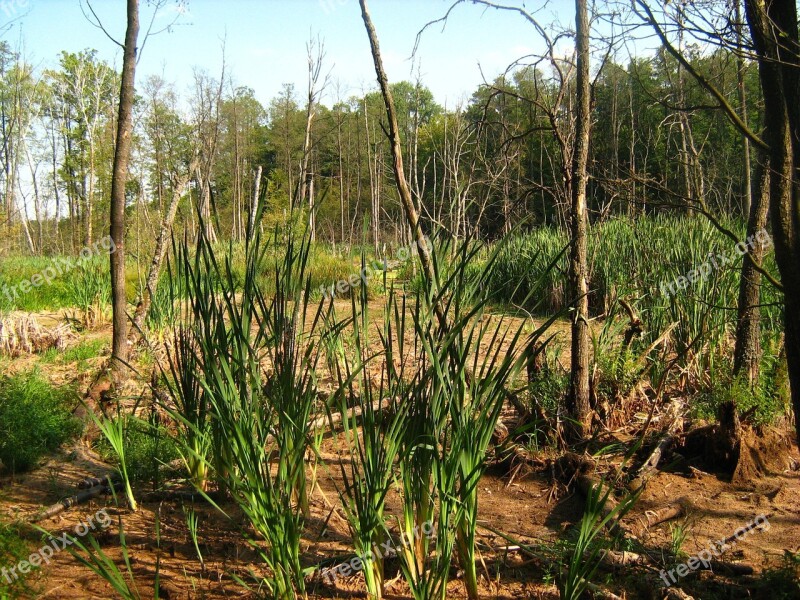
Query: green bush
xmin=694 ymin=339 xmax=790 ymax=425
xmin=0 ymin=371 xmax=81 ymax=473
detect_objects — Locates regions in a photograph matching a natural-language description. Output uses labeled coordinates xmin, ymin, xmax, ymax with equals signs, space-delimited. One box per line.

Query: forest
xmin=0 ymin=0 xmax=798 ymax=599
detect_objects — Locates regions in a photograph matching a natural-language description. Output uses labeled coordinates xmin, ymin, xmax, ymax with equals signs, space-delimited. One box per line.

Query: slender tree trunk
xmin=567 ymin=0 xmax=592 ymax=440
xmin=248 ymin=165 xmax=262 ymax=239
xmin=359 ymin=0 xmax=435 ymax=283
xmin=735 ymin=0 xmax=753 ymax=219
xmin=128 ymin=157 xmax=198 ymax=344
xmin=110 ymin=0 xmax=140 ymax=385
xmin=734 ymin=152 xmax=770 ymax=384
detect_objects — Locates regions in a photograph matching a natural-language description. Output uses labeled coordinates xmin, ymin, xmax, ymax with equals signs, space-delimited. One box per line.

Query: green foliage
xmin=40 ymin=338 xmax=106 ymax=365
xmin=755 ymin=551 xmax=800 ymax=599
xmin=486 ymin=216 xmax=783 ymax=379
xmin=0 ymin=519 xmax=36 ymax=598
xmin=87 ymin=407 xmax=139 ymax=511
xmin=164 ymin=208 xmax=326 ymax=599
xmin=64 ymin=256 xmax=111 ymax=319
xmin=694 ymin=344 xmax=790 ymax=425
xmin=35 ymin=509 xmax=146 ymax=600
xmin=0 ymin=370 xmax=81 ymax=473
xmin=325 ymin=274 xmax=409 ymax=599
xmin=669 ymin=522 xmax=689 ymax=560
xmin=385 ymin=235 xmax=554 ymax=600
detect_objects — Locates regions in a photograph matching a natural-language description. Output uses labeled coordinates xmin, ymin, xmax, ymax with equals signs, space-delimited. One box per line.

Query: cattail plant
xmin=165 ymin=204 xmax=327 ymax=599
xmin=325 ymin=274 xmax=408 ymax=599
xmin=395 ymin=234 xmax=557 ymax=600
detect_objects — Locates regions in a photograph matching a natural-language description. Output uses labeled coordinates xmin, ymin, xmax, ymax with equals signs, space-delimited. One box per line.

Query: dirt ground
xmin=1 ymin=304 xmax=799 ymax=600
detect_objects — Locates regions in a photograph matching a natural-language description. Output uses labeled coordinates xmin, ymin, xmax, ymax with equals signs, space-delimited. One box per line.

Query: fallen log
xmin=628 ymin=503 xmax=685 ymax=538
xmin=77 ymin=472 xmax=121 ymax=489
xmin=31 ymin=480 xmax=122 ymax=523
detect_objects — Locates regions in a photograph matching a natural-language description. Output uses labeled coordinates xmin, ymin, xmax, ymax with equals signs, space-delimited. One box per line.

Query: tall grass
xmin=325 ymin=276 xmax=408 ymax=599
xmin=558 ymin=481 xmax=637 ymax=600
xmin=485 ymin=215 xmax=783 ymax=379
xmin=164 ymin=208 xmax=329 ymax=599
xmin=392 ymin=236 xmax=556 ymax=600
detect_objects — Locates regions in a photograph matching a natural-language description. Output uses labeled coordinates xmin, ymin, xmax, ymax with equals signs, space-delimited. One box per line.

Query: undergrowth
xmin=0 ymin=370 xmax=81 ymax=474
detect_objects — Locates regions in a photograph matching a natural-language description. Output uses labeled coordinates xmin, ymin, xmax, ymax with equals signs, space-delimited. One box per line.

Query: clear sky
xmin=2 ymin=0 xmax=577 ymax=108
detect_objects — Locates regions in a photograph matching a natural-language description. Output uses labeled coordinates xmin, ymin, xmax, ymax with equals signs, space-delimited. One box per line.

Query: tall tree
xmin=567 ymin=0 xmax=592 ymax=439
xmin=744 ymin=0 xmax=800 ymax=443
xmin=109 ymin=0 xmax=140 ymax=386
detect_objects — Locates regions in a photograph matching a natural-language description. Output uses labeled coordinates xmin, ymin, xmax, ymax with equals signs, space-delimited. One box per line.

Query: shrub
xmin=0 ymin=371 xmax=81 ymax=473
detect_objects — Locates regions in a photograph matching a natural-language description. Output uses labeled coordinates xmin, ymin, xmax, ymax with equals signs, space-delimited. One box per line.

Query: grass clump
xmin=40 ymin=338 xmax=106 ymax=365
xmin=0 ymin=370 xmax=81 ymax=474
xmin=0 ymin=519 xmax=37 ymax=598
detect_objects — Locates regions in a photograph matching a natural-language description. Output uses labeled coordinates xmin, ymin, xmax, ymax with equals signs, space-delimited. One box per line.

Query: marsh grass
xmin=486 ymin=216 xmax=783 ymax=388
xmin=163 ymin=205 xmax=330 ymax=599
xmin=0 ymin=370 xmax=80 ymax=474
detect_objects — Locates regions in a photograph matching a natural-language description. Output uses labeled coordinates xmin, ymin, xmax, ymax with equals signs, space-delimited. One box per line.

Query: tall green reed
xmin=164 ymin=206 xmax=327 ymax=599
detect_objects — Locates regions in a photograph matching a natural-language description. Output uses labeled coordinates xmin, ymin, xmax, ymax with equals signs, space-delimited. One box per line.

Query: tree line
xmin=0 ymin=36 xmax=762 ymax=256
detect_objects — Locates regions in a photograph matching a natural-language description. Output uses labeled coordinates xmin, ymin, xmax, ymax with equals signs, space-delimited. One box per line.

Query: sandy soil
xmin=1 ymin=306 xmax=798 ymax=600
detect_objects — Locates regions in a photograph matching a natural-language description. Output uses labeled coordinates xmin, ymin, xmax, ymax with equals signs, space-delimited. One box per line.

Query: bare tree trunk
xmin=359 ymin=0 xmax=435 ymax=283
xmin=110 ymin=0 xmax=140 ymax=385
xmin=248 ymin=165 xmax=262 ymax=239
xmin=733 ymin=153 xmax=770 ymax=384
xmin=25 ymin=146 xmax=43 ymax=252
xmin=567 ymin=0 xmax=592 ymax=440
xmin=297 ymin=37 xmax=326 ymax=241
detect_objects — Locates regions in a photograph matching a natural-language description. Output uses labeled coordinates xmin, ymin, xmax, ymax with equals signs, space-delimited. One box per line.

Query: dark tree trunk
xmin=733 ymin=153 xmax=770 ymax=384
xmin=110 ymin=0 xmax=140 ymax=384
xmin=745 ymin=0 xmax=800 ymax=443
xmin=567 ymin=0 xmax=592 ymax=440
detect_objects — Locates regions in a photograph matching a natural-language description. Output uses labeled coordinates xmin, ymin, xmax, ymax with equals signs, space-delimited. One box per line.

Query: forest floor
xmin=1 ymin=302 xmax=799 ymax=600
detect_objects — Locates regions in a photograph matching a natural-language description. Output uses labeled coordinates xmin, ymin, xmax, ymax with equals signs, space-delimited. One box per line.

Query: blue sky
xmin=3 ymin=0 xmax=577 ymax=108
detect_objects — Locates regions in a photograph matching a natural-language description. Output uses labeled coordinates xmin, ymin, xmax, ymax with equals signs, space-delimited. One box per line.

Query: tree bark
xmin=745 ymin=0 xmax=800 ymax=443
xmin=567 ymin=0 xmax=592 ymax=440
xmin=110 ymin=0 xmax=139 ymax=385
xmin=734 ymin=0 xmax=753 ymax=219
xmin=733 ymin=153 xmax=770 ymax=384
